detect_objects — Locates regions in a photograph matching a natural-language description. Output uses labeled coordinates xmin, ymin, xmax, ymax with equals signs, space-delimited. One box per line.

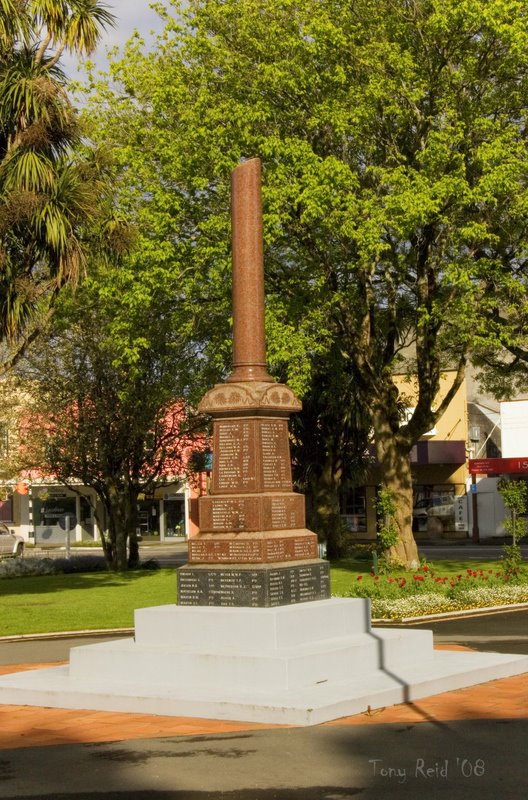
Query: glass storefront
xmin=33 ymin=494 xmax=77 ymax=545
xmin=137 ymin=500 xmax=160 ymax=537
xmin=137 ymin=495 xmax=186 ymax=538
xmin=0 ymin=492 xmax=13 ymax=523
xmin=340 ymin=487 xmax=367 ymax=533
xmin=164 ymin=496 xmax=186 ymax=537
xmin=412 ymin=484 xmax=466 ymax=535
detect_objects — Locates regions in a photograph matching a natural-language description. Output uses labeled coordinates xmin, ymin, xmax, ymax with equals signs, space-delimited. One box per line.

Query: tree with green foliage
xmin=499 ymin=479 xmax=528 ymax=546
xmin=498 ymin=479 xmax=528 ymax=573
xmin=0 ymin=0 xmax=115 ymax=372
xmin=290 ymin=344 xmax=373 ymax=556
xmin=17 ymin=255 xmax=207 ymax=571
xmin=84 ymin=0 xmax=528 ymax=566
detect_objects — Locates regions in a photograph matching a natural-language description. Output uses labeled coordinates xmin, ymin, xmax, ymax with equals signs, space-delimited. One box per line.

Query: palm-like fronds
xmin=0 ymin=1 xmax=27 ymax=50
xmin=64 ymin=0 xmax=116 ymax=56
xmin=0 ymin=0 xmax=116 ymax=366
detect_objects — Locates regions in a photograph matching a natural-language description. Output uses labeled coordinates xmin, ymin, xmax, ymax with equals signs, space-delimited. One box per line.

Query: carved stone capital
xmin=198 ymin=381 xmax=302 ymax=415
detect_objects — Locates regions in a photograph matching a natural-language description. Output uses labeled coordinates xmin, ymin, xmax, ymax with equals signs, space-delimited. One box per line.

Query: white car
xmin=0 ymin=523 xmax=24 ymax=557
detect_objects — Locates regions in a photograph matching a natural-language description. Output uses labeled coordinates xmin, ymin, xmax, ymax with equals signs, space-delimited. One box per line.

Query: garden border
xmin=2 ymin=601 xmax=528 ymax=642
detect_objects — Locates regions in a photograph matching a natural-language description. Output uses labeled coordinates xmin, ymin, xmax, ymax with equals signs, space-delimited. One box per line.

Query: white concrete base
xmin=0 ymin=599 xmax=527 ymax=726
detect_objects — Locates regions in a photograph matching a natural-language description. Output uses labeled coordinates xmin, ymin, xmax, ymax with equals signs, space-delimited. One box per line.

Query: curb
xmin=0 ymin=628 xmax=134 ymax=643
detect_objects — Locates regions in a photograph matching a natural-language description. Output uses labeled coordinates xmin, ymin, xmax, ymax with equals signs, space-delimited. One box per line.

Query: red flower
xmin=413 ymin=575 xmax=424 ymax=581
xmin=357 ymin=575 xmax=363 ymax=581
xmin=423 ymin=565 xmax=429 ymax=571
xmin=473 ymin=571 xmax=478 ymax=577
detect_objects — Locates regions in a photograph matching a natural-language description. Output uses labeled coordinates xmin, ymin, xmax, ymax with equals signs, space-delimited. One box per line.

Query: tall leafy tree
xmin=0 ymin=1 xmax=115 ymax=371
xmin=85 ymin=0 xmax=528 ymax=565
xmin=18 ymin=257 xmax=207 ymax=571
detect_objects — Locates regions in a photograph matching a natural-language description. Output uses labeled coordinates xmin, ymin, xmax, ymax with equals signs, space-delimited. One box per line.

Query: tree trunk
xmin=104 ymin=483 xmax=139 ymax=571
xmin=310 ymin=456 xmax=346 ymax=559
xmin=374 ymin=423 xmax=419 ymax=569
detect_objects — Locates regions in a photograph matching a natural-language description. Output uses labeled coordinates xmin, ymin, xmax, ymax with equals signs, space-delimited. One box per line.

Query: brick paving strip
xmin=0 ymin=645 xmax=526 ymax=749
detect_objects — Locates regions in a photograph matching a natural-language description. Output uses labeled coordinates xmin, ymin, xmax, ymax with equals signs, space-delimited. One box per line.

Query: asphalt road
xmin=419 ymin=543 xmax=528 ymax=561
xmin=25 ymin=540 xmax=528 ymax=568
xmin=1 ymin=719 xmax=526 ymax=800
xmin=1 ymin=610 xmax=527 ymax=799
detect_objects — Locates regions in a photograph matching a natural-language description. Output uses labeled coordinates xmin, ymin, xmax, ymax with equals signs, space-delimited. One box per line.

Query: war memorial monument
xmin=0 ymin=159 xmax=527 ymax=725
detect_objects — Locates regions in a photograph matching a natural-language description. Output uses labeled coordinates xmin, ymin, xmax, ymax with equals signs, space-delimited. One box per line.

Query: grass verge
xmin=0 ymin=569 xmax=176 ymax=636
xmin=1 ymin=559 xmax=527 ymax=636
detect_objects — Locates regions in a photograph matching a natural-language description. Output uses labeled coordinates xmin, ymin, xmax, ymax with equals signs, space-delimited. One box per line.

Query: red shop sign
xmin=469 ymin=457 xmax=528 ymax=475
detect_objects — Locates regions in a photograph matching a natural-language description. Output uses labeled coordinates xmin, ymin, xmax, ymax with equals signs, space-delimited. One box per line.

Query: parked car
xmin=413 ymin=495 xmax=455 ymax=524
xmin=0 ymin=523 xmax=24 ymax=557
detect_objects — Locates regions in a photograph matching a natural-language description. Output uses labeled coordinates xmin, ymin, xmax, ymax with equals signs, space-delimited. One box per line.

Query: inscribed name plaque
xmin=189 ymin=538 xmax=263 ymax=563
xmin=259 ymin=419 xmax=292 ymax=490
xmin=211 ymin=418 xmax=293 ymax=494
xmin=212 ymin=420 xmax=258 ymax=494
xmin=188 ymin=532 xmax=318 ymax=564
xmin=178 ymin=561 xmax=330 ymax=607
xmin=199 ymin=493 xmax=305 ymax=532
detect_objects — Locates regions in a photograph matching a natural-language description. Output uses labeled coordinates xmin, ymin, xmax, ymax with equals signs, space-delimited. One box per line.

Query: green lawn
xmin=0 ymin=558 xmax=520 ymax=636
xmin=0 ymin=569 xmax=177 ymax=637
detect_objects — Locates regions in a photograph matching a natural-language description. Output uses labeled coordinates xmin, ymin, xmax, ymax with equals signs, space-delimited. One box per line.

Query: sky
xmin=62 ymin=0 xmax=166 ymax=78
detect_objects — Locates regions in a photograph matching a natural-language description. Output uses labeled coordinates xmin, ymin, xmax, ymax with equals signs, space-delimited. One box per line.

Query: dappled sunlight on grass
xmin=0 ymin=569 xmax=177 ymax=636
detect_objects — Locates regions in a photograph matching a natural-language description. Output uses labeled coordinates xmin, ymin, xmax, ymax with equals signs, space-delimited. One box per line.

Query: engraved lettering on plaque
xmin=214 ymin=421 xmax=257 ymax=493
xmin=260 ymin=420 xmax=292 ymax=490
xmin=270 ymin=498 xmax=288 ymax=529
xmin=211 ymin=498 xmax=247 ymax=530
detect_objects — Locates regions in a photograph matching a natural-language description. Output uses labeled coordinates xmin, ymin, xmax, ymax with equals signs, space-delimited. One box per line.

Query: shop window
xmin=33 ymin=494 xmax=77 ymax=545
xmin=0 ymin=492 xmax=13 ymax=523
xmin=412 ymin=485 xmax=465 ymax=534
xmin=137 ymin=500 xmax=160 ymax=536
xmin=340 ymin=487 xmax=367 ymax=532
xmin=165 ymin=496 xmax=186 ymax=537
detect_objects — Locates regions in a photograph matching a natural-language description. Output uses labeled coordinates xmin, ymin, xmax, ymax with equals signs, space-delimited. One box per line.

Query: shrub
xmin=52 ymin=556 xmax=108 ymax=574
xmin=0 ymin=558 xmax=58 ymax=578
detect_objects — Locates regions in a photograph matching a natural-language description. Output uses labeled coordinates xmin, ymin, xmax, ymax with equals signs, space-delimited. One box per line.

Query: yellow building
xmin=340 ymin=371 xmax=469 ymax=541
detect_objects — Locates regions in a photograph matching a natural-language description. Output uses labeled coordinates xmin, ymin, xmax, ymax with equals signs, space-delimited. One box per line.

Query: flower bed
xmin=339 ymin=565 xmax=528 ymax=619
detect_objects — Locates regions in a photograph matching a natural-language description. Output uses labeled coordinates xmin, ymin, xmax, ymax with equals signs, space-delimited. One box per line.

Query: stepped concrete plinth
xmin=0 ymin=599 xmax=527 ymax=725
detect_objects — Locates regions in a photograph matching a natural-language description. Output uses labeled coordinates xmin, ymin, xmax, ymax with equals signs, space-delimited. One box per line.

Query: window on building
xmin=0 ymin=493 xmax=13 ymax=523
xmin=340 ymin=487 xmax=367 ymax=533
xmin=412 ymin=484 xmax=465 ymax=534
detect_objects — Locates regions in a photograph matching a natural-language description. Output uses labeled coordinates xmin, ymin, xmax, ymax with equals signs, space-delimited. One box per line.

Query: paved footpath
xmin=0 ymin=618 xmax=527 ymax=800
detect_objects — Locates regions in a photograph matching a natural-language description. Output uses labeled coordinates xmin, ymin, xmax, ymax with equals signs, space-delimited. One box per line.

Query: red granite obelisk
xmin=178 ymin=158 xmax=330 ymax=606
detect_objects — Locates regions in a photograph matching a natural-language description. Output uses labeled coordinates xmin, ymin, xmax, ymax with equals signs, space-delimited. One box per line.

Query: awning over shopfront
xmin=410 ymin=440 xmax=466 ymax=465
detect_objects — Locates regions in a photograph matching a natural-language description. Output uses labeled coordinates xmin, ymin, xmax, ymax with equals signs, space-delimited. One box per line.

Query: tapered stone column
xmin=227 ymin=157 xmax=273 ymax=384
xmin=177 ymin=158 xmax=330 ymax=607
